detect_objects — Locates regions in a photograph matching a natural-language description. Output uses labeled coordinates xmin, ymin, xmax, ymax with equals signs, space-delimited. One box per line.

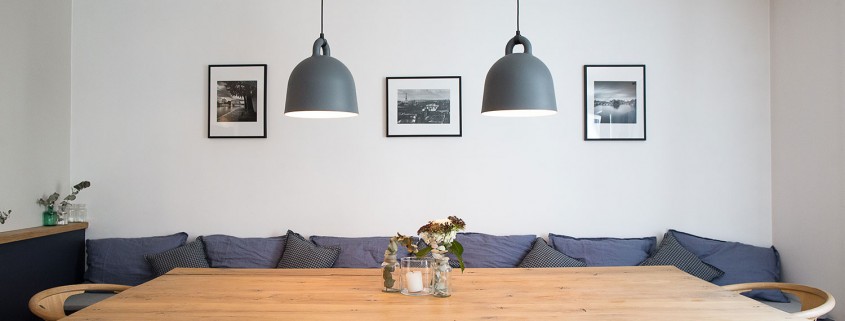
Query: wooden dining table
xmin=64 ymin=266 xmax=803 ymax=320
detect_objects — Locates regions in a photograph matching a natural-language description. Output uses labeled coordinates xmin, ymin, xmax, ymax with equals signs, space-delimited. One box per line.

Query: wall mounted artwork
xmin=584 ymin=65 xmax=646 ymax=141
xmin=208 ymin=64 xmax=267 ymax=138
xmin=386 ymin=76 xmax=462 ymax=137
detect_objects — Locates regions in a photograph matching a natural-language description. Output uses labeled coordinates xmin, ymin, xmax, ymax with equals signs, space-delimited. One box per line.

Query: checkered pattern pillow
xmin=277 ymin=230 xmax=340 ymax=269
xmin=518 ymin=238 xmax=587 ymax=268
xmin=145 ymin=237 xmax=210 ymax=276
xmin=639 ymin=232 xmax=724 ymax=281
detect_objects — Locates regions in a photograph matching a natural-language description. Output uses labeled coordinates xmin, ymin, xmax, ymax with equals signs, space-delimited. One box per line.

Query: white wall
xmin=71 ymin=0 xmax=774 ymax=246
xmin=771 ymin=0 xmax=845 ymax=318
xmin=0 ymin=0 xmax=71 ymax=232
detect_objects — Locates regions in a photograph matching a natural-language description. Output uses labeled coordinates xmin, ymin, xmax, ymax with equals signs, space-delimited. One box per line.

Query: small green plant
xmin=37 ymin=181 xmax=92 ymax=210
xmin=0 ymin=209 xmax=10 ymax=224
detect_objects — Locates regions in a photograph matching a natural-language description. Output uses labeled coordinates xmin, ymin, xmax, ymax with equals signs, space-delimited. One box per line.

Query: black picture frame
xmin=386 ymin=76 xmax=462 ymax=137
xmin=208 ymin=64 xmax=267 ymax=138
xmin=584 ymin=65 xmax=646 ymax=141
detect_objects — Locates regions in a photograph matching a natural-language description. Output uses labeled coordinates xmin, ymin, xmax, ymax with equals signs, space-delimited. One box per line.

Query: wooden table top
xmin=65 ymin=266 xmax=802 ymax=320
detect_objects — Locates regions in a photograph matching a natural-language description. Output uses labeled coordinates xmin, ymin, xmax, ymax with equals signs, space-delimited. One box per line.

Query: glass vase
xmin=400 ymin=257 xmax=432 ymax=296
xmin=381 ymin=260 xmax=401 ymax=293
xmin=42 ymin=207 xmax=58 ymax=226
xmin=432 ymin=257 xmax=452 ymax=297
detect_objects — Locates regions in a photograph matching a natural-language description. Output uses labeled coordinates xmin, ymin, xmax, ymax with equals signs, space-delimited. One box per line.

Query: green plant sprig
xmin=0 ymin=209 xmax=10 ymax=224
xmin=37 ymin=181 xmax=91 ymax=210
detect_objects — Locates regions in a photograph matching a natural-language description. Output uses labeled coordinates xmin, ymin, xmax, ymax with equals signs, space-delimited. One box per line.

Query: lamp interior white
xmin=481 ymin=109 xmax=557 ymax=117
xmin=284 ymin=111 xmax=358 ymax=119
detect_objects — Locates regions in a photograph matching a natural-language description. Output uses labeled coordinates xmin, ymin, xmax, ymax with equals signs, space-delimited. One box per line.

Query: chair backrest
xmin=29 ymin=284 xmax=131 ymax=321
xmin=722 ymin=282 xmax=835 ymax=320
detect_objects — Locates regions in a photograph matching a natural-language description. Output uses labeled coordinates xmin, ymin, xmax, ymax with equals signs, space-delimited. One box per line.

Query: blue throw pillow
xmin=85 ymin=232 xmax=188 ymax=286
xmin=668 ymin=229 xmax=787 ymax=302
xmin=202 ymin=234 xmax=287 ymax=268
xmin=518 ymin=238 xmax=587 ymax=268
xmin=277 ymin=230 xmax=340 ymax=269
xmin=548 ymin=234 xmax=656 ymax=266
xmin=310 ymin=236 xmax=413 ymax=268
xmin=145 ymin=237 xmax=210 ymax=276
xmin=639 ymin=232 xmax=724 ymax=281
xmin=443 ymin=233 xmax=535 ymax=268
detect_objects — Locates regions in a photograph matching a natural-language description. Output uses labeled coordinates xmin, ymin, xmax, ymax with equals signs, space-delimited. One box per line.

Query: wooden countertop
xmin=0 ymin=222 xmax=88 ymax=245
xmin=66 ymin=266 xmax=803 ymax=320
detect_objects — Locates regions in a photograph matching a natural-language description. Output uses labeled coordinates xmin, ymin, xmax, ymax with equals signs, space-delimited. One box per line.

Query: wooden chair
xmin=722 ymin=282 xmax=835 ymax=320
xmin=29 ymin=284 xmax=131 ymax=321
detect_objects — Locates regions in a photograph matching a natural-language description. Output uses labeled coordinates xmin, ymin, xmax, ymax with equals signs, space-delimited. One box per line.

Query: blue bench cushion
xmin=145 ymin=237 xmax=210 ymax=276
xmin=668 ymin=229 xmax=787 ymax=302
xmin=202 ymin=234 xmax=286 ymax=268
xmin=444 ymin=233 xmax=534 ymax=268
xmin=548 ymin=234 xmax=656 ymax=266
xmin=310 ymin=236 xmax=412 ymax=268
xmin=518 ymin=238 xmax=586 ymax=268
xmin=277 ymin=230 xmax=340 ymax=269
xmin=639 ymin=232 xmax=724 ymax=281
xmin=85 ymin=232 xmax=188 ymax=286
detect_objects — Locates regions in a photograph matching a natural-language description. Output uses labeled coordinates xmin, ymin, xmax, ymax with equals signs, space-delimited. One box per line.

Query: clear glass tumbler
xmin=400 ymin=257 xmax=432 ymax=296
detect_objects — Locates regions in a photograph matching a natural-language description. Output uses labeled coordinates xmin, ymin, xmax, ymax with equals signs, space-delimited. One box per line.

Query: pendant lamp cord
xmin=320 ymin=0 xmax=325 ymax=39
xmin=516 ymin=0 xmax=520 ymax=36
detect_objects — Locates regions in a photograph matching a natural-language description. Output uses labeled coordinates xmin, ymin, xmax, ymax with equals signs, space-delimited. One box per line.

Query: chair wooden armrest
xmin=28 ymin=283 xmax=131 ymax=321
xmin=722 ymin=282 xmax=835 ymax=320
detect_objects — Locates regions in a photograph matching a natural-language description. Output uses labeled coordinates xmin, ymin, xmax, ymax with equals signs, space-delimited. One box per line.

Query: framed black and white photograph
xmin=584 ymin=65 xmax=646 ymax=140
xmin=208 ymin=64 xmax=267 ymax=138
xmin=386 ymin=76 xmax=461 ymax=137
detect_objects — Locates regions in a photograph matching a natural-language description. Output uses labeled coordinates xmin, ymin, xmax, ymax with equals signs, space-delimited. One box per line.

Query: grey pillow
xmin=548 ymin=233 xmax=656 ymax=266
xmin=202 ymin=234 xmax=287 ymax=268
xmin=310 ymin=236 xmax=412 ymax=268
xmin=145 ymin=237 xmax=210 ymax=276
xmin=85 ymin=232 xmax=188 ymax=285
xmin=639 ymin=232 xmax=724 ymax=281
xmin=518 ymin=238 xmax=586 ymax=268
xmin=277 ymin=230 xmax=340 ymax=269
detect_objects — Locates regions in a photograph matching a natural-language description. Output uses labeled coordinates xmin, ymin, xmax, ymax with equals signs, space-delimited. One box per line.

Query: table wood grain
xmin=65 ymin=266 xmax=802 ymax=320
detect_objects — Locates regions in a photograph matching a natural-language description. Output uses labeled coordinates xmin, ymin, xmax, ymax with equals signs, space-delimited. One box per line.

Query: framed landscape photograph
xmin=208 ymin=64 xmax=267 ymax=138
xmin=386 ymin=76 xmax=462 ymax=137
xmin=584 ymin=65 xmax=646 ymax=141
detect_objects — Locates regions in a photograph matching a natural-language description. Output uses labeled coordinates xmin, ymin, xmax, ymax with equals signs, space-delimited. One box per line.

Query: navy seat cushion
xmin=668 ymin=229 xmax=787 ymax=302
xmin=85 ymin=232 xmax=188 ymax=286
xmin=202 ymin=234 xmax=287 ymax=268
xmin=310 ymin=236 xmax=412 ymax=268
xmin=548 ymin=233 xmax=656 ymax=266
xmin=444 ymin=233 xmax=535 ymax=268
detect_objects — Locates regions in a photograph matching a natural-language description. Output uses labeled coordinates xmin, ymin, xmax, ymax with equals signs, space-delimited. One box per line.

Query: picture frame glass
xmin=386 ymin=77 xmax=461 ymax=137
xmin=584 ymin=65 xmax=645 ymax=140
xmin=209 ymin=65 xmax=267 ymax=138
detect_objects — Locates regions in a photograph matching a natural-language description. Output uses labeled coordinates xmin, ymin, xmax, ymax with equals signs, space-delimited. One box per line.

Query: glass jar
xmin=42 ymin=207 xmax=58 ymax=226
xmin=67 ymin=204 xmax=79 ymax=223
xmin=432 ymin=256 xmax=452 ymax=297
xmin=381 ymin=257 xmax=401 ymax=293
xmin=78 ymin=204 xmax=88 ymax=222
xmin=400 ymin=257 xmax=432 ymax=296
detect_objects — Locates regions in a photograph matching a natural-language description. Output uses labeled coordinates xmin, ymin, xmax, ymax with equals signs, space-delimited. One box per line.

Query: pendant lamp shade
xmin=482 ymin=34 xmax=556 ymax=117
xmin=285 ymin=37 xmax=358 ymax=118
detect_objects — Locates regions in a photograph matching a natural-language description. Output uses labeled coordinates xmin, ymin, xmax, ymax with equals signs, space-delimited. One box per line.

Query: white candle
xmin=405 ymin=271 xmax=423 ymax=293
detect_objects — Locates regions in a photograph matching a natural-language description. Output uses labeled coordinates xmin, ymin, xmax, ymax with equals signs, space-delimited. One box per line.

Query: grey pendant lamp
xmin=285 ymin=0 xmax=358 ymax=118
xmin=481 ymin=0 xmax=556 ymax=117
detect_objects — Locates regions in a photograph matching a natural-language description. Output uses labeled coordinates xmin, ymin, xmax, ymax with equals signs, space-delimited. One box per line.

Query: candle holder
xmin=400 ymin=257 xmax=432 ymax=296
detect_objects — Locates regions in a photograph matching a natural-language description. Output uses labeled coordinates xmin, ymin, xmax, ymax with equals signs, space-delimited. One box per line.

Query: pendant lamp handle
xmin=505 ymin=34 xmax=532 ymax=55
xmin=312 ymin=37 xmax=331 ymax=57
